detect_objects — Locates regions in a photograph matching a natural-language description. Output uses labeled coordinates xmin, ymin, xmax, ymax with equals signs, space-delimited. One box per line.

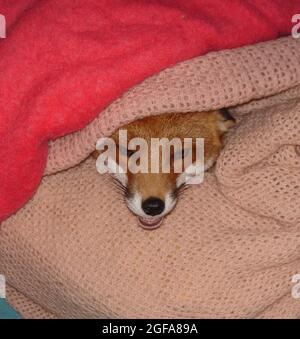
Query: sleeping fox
xmin=93 ymin=109 xmax=235 ymax=229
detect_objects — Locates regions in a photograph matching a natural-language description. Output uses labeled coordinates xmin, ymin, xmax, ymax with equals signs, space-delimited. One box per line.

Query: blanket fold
xmin=216 ymin=101 xmax=300 ymax=225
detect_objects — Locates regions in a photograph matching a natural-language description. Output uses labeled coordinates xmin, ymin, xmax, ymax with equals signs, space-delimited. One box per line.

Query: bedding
xmin=1 ymin=36 xmax=300 ymax=318
xmin=0 ymin=0 xmax=299 ymax=222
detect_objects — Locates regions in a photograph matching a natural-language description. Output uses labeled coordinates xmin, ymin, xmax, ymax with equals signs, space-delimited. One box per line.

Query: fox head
xmin=94 ymin=110 xmax=235 ymax=229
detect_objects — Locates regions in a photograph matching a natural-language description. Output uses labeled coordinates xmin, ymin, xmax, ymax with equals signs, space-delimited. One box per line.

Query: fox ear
xmin=217 ymin=108 xmax=236 ymax=133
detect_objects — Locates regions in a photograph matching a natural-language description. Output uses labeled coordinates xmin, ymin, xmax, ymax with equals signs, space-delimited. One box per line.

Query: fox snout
xmin=124 ymin=172 xmax=179 ymax=229
xmin=142 ymin=197 xmax=165 ymax=216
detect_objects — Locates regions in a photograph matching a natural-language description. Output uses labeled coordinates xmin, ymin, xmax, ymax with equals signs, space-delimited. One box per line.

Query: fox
xmin=93 ymin=109 xmax=235 ymax=229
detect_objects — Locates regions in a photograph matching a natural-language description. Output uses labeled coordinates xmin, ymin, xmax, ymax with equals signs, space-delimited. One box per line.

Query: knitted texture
xmin=1 ymin=37 xmax=300 ymax=318
xmin=5 ymin=285 xmax=57 ymax=319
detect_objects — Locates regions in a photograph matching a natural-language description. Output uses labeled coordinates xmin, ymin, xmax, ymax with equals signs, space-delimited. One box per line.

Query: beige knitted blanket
xmin=1 ymin=36 xmax=300 ymax=318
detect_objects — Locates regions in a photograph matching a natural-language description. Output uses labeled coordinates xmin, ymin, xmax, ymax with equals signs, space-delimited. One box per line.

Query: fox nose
xmin=142 ymin=197 xmax=165 ymax=216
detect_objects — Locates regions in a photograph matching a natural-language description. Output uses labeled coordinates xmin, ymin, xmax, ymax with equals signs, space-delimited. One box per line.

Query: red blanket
xmin=0 ymin=0 xmax=299 ymax=223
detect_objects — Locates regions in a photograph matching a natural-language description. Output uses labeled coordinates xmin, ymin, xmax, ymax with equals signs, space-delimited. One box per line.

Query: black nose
xmin=142 ymin=197 xmax=165 ymax=216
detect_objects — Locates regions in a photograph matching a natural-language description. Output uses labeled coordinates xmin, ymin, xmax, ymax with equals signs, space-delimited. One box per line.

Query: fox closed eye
xmin=127 ymin=149 xmax=136 ymax=157
xmin=125 ymin=146 xmax=190 ymax=161
xmin=173 ymin=148 xmax=190 ymax=161
xmin=118 ymin=145 xmax=137 ymax=157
